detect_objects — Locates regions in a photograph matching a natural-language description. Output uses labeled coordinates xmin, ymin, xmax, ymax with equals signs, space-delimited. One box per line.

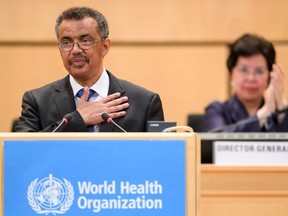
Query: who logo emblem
xmin=27 ymin=174 xmax=74 ymax=215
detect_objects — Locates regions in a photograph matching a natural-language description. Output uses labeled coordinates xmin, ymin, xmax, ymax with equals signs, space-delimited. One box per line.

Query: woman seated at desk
xmin=202 ymin=33 xmax=288 ymax=132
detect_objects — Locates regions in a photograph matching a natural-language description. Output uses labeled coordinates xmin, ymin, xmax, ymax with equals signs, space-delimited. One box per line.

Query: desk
xmin=201 ymin=165 xmax=288 ymax=216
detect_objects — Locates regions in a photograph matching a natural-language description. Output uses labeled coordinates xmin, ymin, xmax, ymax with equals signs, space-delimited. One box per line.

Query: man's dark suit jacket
xmin=15 ymin=71 xmax=164 ymax=132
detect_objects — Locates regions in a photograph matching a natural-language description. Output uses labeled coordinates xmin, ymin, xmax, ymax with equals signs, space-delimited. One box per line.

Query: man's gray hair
xmin=55 ymin=7 xmax=109 ymax=40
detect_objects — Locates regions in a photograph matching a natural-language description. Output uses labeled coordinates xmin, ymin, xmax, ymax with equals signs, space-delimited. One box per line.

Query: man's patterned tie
xmin=76 ymin=88 xmax=96 ymax=132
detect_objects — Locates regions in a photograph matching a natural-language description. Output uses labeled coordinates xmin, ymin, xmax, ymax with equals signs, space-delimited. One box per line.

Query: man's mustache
xmin=68 ymin=55 xmax=89 ymax=65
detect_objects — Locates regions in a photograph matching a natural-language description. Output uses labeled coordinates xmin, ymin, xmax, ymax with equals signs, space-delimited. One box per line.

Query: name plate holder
xmin=214 ymin=140 xmax=288 ymax=166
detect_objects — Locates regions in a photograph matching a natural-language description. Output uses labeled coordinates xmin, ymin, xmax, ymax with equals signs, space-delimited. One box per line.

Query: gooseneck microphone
xmin=208 ymin=115 xmax=259 ymax=132
xmin=101 ymin=113 xmax=127 ymax=133
xmin=52 ymin=114 xmax=73 ymax=133
xmin=208 ymin=106 xmax=288 ymax=132
xmin=271 ymin=106 xmax=288 ymax=118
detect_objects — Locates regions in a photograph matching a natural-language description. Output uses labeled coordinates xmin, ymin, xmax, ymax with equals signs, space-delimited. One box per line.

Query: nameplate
xmin=4 ymin=139 xmax=186 ymax=215
xmin=213 ymin=141 xmax=288 ymax=166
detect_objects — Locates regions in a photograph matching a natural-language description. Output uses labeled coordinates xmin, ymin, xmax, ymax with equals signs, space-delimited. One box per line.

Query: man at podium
xmin=15 ymin=7 xmax=164 ymax=132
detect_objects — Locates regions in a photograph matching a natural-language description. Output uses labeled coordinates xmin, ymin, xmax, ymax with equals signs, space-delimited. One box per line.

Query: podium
xmin=0 ymin=133 xmax=200 ymax=216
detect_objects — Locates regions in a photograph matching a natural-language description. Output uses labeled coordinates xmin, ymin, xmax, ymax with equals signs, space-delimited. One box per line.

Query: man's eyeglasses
xmin=58 ymin=39 xmax=101 ymax=52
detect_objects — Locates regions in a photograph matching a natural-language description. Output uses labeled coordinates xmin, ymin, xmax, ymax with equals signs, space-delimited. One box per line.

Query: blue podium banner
xmin=4 ymin=139 xmax=186 ymax=216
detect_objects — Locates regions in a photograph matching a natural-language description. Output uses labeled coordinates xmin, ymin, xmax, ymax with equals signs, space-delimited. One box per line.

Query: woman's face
xmin=231 ymin=54 xmax=270 ymax=103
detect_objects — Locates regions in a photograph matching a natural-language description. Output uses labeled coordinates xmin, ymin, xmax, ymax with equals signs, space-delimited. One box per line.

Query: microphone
xmin=208 ymin=116 xmax=258 ymax=132
xmin=271 ymin=106 xmax=288 ymax=118
xmin=208 ymin=106 xmax=288 ymax=132
xmin=52 ymin=114 xmax=72 ymax=133
xmin=101 ymin=113 xmax=127 ymax=133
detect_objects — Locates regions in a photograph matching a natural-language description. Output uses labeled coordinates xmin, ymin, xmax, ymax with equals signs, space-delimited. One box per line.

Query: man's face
xmin=57 ymin=17 xmax=110 ymax=85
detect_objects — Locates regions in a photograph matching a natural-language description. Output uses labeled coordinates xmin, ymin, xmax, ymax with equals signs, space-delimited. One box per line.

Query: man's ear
xmin=101 ymin=38 xmax=111 ymax=56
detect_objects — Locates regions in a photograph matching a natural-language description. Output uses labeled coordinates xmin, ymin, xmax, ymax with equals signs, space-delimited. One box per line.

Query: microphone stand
xmin=208 ymin=106 xmax=288 ymax=132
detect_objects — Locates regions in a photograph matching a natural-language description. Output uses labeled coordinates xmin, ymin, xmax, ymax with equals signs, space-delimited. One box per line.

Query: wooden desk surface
xmin=201 ymin=165 xmax=288 ymax=216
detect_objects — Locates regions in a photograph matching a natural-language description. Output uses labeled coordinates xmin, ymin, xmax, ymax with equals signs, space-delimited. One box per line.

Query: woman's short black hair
xmin=227 ymin=33 xmax=276 ymax=72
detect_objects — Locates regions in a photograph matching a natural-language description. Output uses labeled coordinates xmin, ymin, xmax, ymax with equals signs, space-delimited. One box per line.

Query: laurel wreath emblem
xmin=27 ymin=178 xmax=74 ymax=215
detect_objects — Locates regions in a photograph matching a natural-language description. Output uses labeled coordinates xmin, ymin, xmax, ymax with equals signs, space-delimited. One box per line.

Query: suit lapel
xmin=53 ymin=76 xmax=76 ymax=117
xmin=100 ymin=71 xmax=126 ymax=132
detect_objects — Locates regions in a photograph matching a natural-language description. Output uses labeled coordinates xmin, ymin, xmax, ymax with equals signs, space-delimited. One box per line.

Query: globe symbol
xmin=28 ymin=174 xmax=74 ymax=214
xmin=34 ymin=174 xmax=68 ymax=210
